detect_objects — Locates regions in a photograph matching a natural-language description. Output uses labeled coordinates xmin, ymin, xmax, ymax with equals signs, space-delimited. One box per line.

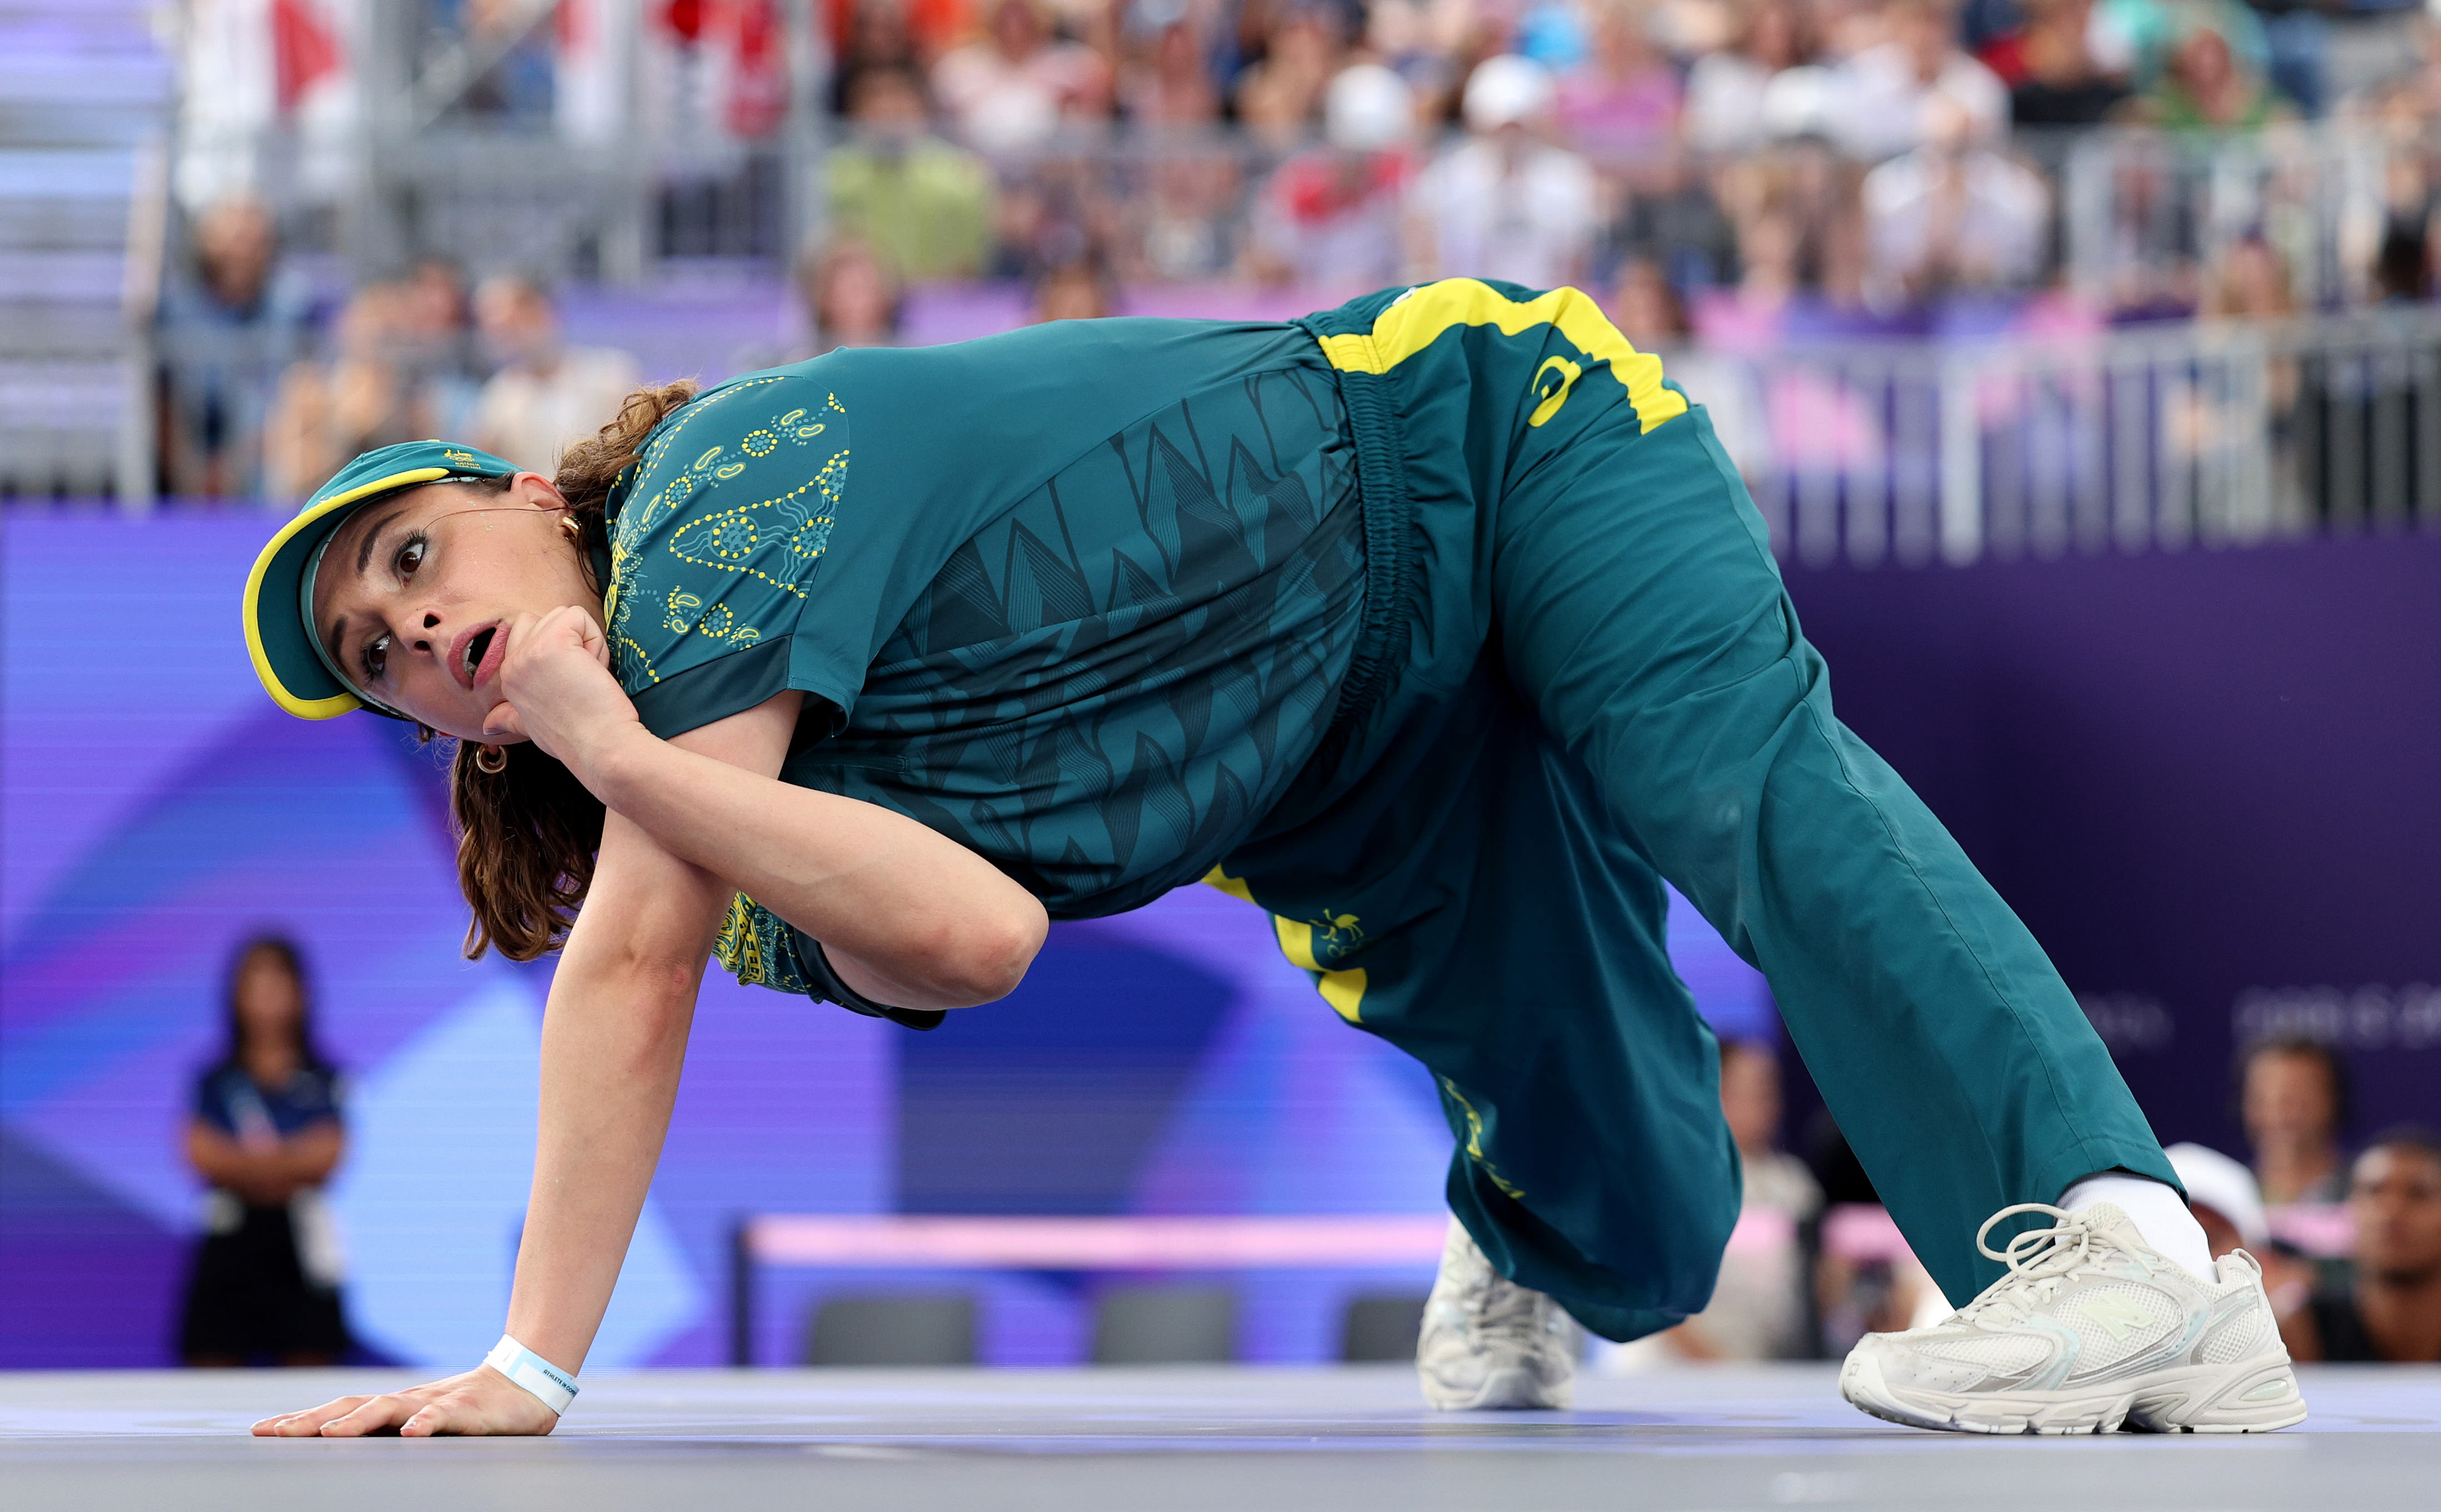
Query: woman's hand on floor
xmin=483 ymin=604 xmax=643 ymax=782
xmin=251 ymin=1366 xmax=559 ymax=1438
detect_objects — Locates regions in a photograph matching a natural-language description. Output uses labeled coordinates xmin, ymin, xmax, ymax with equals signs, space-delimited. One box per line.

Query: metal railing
xmin=96 ymin=304 xmax=2441 ymax=568
xmin=150 ymin=117 xmax=2441 ymax=296
xmin=1702 ymin=310 xmax=2441 ymax=569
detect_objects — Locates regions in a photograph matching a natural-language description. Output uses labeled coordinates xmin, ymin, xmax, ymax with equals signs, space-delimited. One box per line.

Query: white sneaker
xmin=1840 ymin=1202 xmax=2308 ymax=1435
xmin=1416 ymin=1217 xmax=1578 ymax=1410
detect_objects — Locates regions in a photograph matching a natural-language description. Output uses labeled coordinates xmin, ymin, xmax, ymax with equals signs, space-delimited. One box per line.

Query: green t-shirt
xmin=601 ymin=318 xmax=1365 ymax=988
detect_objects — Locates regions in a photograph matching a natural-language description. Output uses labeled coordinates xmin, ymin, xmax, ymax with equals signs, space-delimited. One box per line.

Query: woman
xmin=180 ymin=937 xmax=351 ymax=1366
xmin=243 ymin=278 xmax=2297 ymax=1436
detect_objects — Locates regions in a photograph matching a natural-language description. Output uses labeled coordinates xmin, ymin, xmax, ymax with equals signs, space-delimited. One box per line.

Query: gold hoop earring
xmin=559 ymin=513 xmax=584 ymax=544
xmin=474 ymin=744 xmax=509 ymax=775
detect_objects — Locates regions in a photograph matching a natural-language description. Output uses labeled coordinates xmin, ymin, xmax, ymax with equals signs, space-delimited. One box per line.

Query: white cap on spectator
xmin=1759 ymin=63 xmax=1842 ymax=142
xmin=1462 ymin=55 xmax=1555 ymax=133
xmin=1326 ymin=64 xmax=1414 ymax=152
xmin=2166 ymin=1142 xmax=2270 ymax=1251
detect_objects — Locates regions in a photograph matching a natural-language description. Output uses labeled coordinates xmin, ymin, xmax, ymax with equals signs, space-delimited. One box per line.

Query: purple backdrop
xmin=9 ymin=510 xmax=2427 ymax=1368
xmin=1786 ymin=533 xmax=2441 ymax=1156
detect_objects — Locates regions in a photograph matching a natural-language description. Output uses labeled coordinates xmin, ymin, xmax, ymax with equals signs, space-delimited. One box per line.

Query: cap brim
xmin=242 ymin=467 xmax=452 ymax=719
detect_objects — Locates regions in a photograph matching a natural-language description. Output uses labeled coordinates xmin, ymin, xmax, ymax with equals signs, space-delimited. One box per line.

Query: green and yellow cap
xmin=242 ymin=440 xmax=519 ymax=720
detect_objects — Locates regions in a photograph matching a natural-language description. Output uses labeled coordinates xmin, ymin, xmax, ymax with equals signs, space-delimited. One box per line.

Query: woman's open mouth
xmin=460 ymin=625 xmax=499 ymax=689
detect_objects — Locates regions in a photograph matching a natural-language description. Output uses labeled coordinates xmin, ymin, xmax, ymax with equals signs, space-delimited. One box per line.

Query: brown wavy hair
xmin=422 ymin=378 xmax=699 ymax=961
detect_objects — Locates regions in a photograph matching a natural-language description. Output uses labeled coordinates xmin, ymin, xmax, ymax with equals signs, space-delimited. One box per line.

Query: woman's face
xmin=235 ymin=952 xmax=303 ymax=1048
xmin=309 ymin=476 xmax=598 ymax=740
xmin=2241 ymin=1050 xmax=2337 ymax=1147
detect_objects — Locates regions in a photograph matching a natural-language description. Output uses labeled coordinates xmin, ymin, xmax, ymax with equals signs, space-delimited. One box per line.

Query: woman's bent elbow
xmin=939 ymin=901 xmax=1046 ymax=1005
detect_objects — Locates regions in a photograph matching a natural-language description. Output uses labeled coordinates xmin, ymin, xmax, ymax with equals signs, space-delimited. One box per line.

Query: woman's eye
xmin=395 ymin=536 xmax=426 ymax=578
xmin=361 ymin=634 xmax=389 ymax=683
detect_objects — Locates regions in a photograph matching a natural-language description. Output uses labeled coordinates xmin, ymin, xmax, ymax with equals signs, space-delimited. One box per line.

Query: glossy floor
xmin=1 ymin=1364 xmax=2429 ymax=1511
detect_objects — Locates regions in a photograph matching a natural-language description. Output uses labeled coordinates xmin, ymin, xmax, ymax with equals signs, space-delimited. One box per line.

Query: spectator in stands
xmin=1113 ymin=3 xmax=1240 ymax=280
xmin=470 ymin=277 xmax=643 ymax=476
xmin=1557 ymin=0 xmax=1684 ymax=172
xmin=2281 ymin=1129 xmax=2441 ymax=1362
xmin=1408 ymin=56 xmax=1599 ymax=289
xmin=398 ymin=255 xmax=486 ymax=440
xmin=1673 ymin=1040 xmax=1822 ymax=1359
xmin=1244 ymin=62 xmax=1418 ymax=287
xmin=1595 ymin=1038 xmax=1821 ymax=1367
xmin=799 ymin=237 xmax=907 ymax=352
xmin=1684 ymin=0 xmax=1819 ymax=157
xmin=1364 ymin=0 xmax=1475 ymax=126
xmin=1033 ymin=257 xmax=1118 ymax=319
xmin=262 ymin=282 xmax=436 ymax=503
xmin=1836 ymin=0 xmax=2011 ymax=161
xmin=1693 ymin=202 xmax=1806 ymax=345
xmin=2202 ymin=237 xmax=2296 ymax=327
xmin=1802 ymin=1115 xmax=1947 ymax=1353
xmin=2125 ymin=7 xmax=2291 ymax=130
xmin=1860 ymin=93 xmax=2050 ymax=308
xmin=1611 ymin=150 xmax=1743 ymax=291
xmin=2241 ymin=1037 xmax=2350 ymax=1206
xmin=178 ymin=937 xmax=350 ymax=1366
xmin=1119 ymin=0 xmax=1224 ymax=126
xmin=827 ymin=65 xmax=998 ymax=280
xmin=1992 ymin=0 xmax=2131 ymax=126
xmin=2373 ymin=220 xmax=2432 ymax=304
xmin=932 ymin=0 xmax=1114 ymax=151
xmin=1606 ymin=254 xmax=1688 ymax=347
xmin=2249 ymin=0 xmax=2326 ymax=117
xmin=1234 ymin=1 xmax=1350 ymax=147
xmin=826 ymin=0 xmax=972 ymax=111
xmin=155 ymin=194 xmax=312 ymax=501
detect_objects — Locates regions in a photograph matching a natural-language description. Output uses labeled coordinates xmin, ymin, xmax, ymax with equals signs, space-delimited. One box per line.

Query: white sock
xmin=2061 ymin=1173 xmax=2216 ymax=1282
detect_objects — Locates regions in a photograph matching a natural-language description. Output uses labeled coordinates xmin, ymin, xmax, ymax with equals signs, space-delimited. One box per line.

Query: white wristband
xmin=484 ymin=1334 xmax=578 ymax=1415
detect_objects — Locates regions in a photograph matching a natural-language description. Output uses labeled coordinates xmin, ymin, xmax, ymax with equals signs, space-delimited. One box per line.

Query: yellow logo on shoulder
xmin=1529 ymin=356 xmax=1583 ymax=427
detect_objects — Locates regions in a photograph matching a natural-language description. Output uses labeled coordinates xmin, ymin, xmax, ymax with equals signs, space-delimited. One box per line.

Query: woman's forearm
xmin=499 ymin=812 xmax=722 ymax=1375
xmin=585 ymin=723 xmax=1046 ymax=1009
xmin=494 ymin=630 xmax=1043 ymax=1008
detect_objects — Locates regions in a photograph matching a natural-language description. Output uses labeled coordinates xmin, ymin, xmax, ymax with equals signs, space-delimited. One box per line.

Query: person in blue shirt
xmin=240 ymin=280 xmax=2296 ymax=1438
xmin=179 ymin=936 xmax=351 ymax=1366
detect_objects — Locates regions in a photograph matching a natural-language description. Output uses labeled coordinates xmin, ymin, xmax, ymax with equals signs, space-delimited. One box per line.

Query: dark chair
xmin=1340 ymin=1292 xmax=1429 ymax=1362
xmin=802 ymin=1294 xmax=977 ymax=1366
xmin=1090 ymin=1284 xmax=1236 ymax=1364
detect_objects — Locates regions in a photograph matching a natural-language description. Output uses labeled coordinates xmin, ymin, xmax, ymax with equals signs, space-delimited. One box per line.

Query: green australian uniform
xmin=604 ymin=280 xmax=2178 ymax=1341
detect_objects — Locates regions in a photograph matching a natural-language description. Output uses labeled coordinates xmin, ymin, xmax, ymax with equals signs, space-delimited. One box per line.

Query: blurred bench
xmin=729 ymin=1214 xmax=1448 ymax=1366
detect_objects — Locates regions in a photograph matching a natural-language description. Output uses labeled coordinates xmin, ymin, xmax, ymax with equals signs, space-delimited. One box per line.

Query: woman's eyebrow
xmin=353 ymin=508 xmax=407 ymax=578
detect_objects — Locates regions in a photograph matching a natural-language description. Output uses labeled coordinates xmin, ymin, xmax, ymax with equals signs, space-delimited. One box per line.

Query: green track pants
xmin=1216 ymin=280 xmax=2175 ymax=1340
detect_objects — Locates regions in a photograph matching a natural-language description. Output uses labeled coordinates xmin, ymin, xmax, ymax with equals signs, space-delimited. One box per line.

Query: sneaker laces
xmin=1954 ymin=1202 xmax=2121 ymax=1330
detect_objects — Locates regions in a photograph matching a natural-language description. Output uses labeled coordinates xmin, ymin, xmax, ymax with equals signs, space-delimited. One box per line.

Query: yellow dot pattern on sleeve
xmin=606 ymin=375 xmax=849 ymax=687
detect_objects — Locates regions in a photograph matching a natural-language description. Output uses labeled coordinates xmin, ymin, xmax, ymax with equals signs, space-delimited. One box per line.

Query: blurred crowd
xmin=1595 ymin=1033 xmax=2441 ymax=1367
xmin=154 ymin=0 xmax=2441 ymax=502
xmin=155 ymin=198 xmax=640 ymax=499
xmin=798 ymin=0 xmax=2441 ymax=335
